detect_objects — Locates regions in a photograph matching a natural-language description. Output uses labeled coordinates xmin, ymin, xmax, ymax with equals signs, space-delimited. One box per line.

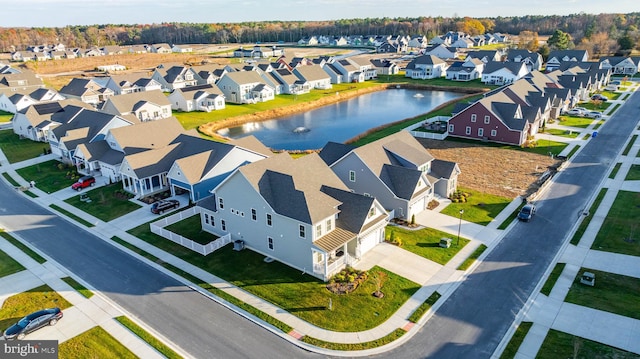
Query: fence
xmin=407 ymin=115 xmax=451 ymax=140
xmin=150 ymin=207 xmax=232 ymax=255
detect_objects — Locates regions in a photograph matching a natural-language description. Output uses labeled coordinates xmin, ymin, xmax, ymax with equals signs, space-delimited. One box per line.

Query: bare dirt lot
xmin=416 ymin=138 xmax=559 ymax=199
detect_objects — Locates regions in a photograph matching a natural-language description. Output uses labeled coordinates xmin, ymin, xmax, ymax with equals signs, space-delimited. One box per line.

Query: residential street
xmin=0 ymin=180 xmax=315 ymax=359
xmin=373 ymin=89 xmax=640 ymax=358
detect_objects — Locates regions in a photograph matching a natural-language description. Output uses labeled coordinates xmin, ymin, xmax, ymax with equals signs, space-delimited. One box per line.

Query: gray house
xmin=198 ymin=153 xmax=389 ymax=281
xmin=319 ymin=131 xmax=460 ymax=220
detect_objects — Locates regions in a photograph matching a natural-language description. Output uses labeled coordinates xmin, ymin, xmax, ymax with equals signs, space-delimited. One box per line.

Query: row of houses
xmin=10 ymin=43 xmax=194 ymax=62
xmin=444 ymin=62 xmax=613 ymax=146
xmin=11 ymin=82 xmax=460 ymax=280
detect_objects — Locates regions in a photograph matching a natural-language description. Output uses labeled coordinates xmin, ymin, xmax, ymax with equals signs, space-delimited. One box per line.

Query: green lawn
xmin=175 ymin=82 xmax=383 ymax=130
xmin=457 ymin=244 xmax=487 ymax=271
xmin=536 ymin=329 xmax=638 ymax=359
xmin=64 ymin=184 xmax=141 ymax=222
xmin=579 ymin=101 xmax=612 ymax=111
xmin=0 ymin=249 xmax=24 ymax=277
xmin=591 ymin=190 xmax=640 ymax=256
xmin=385 ymin=226 xmax=470 ymax=265
xmin=61 ymin=276 xmax=93 ymax=298
xmin=441 ymin=188 xmax=512 ymax=226
xmin=500 ymin=321 xmax=532 ymax=359
xmin=15 ymin=159 xmax=78 ymax=193
xmin=625 ymin=164 xmax=640 ymax=180
xmin=0 ymin=230 xmax=46 ymax=264
xmin=0 ymin=130 xmax=49 ymax=163
xmin=570 ymin=188 xmax=607 ymax=245
xmin=0 ymin=284 xmax=72 ymax=333
xmin=609 ymin=163 xmax=622 ymax=179
xmin=556 ymin=115 xmax=597 ymax=128
xmin=540 ymin=263 xmax=566 ymax=296
xmin=0 ymin=110 xmax=13 ymax=122
xmin=164 ymin=215 xmax=219 ymax=245
xmin=622 ymin=135 xmax=637 ymax=156
xmin=408 ymin=291 xmax=441 ymax=323
xmin=127 ymin=223 xmax=419 ymax=331
xmin=497 ymin=201 xmax=526 ymax=230
xmin=566 ymin=268 xmax=640 ymax=320
xmin=59 ymin=326 xmax=137 ymax=359
xmin=532 ymin=137 xmax=570 ymax=156
xmin=115 ymin=316 xmax=182 ymax=359
xmin=302 ymin=328 xmax=406 ymax=351
xmin=541 ymin=128 xmax=580 ymax=138
xmin=50 ymin=204 xmax=95 ymax=227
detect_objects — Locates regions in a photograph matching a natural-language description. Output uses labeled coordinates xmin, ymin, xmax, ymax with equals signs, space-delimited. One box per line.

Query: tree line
xmin=0 ymin=13 xmax=638 ymax=54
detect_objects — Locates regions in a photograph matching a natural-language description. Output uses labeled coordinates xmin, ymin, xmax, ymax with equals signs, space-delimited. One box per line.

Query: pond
xmin=217 ymin=88 xmax=464 ymax=150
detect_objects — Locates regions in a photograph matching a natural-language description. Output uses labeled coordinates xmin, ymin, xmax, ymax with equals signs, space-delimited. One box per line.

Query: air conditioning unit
xmin=233 ymin=240 xmax=245 ymax=251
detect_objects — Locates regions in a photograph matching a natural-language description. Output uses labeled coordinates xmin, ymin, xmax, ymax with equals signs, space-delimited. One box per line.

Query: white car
xmin=564 ymin=109 xmax=584 ymax=116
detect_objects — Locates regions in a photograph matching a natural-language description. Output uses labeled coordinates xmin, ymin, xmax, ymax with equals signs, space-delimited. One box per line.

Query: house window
xmin=204 ymin=214 xmax=209 ymax=225
xmin=349 ymin=170 xmax=356 ymax=182
xmin=478 ymin=128 xmax=484 ymax=137
xmin=211 ymin=216 xmax=215 ymax=227
xmin=484 ymin=115 xmax=490 ymax=123
xmin=471 ymin=114 xmax=477 ymax=122
xmin=465 ymin=126 xmax=471 ymax=135
xmin=299 ymin=225 xmax=305 ymax=238
xmin=316 ymin=224 xmax=322 ymax=237
xmin=268 ymin=237 xmax=274 ymax=250
xmin=221 ymin=220 xmax=226 ymax=231
xmin=368 ymin=207 xmax=376 ymax=218
xmin=251 ymin=208 xmax=256 ymax=221
xmin=326 ymin=219 xmax=332 ymax=232
xmin=491 ymin=129 xmax=497 ymax=137
xmin=449 ymin=124 xmax=454 ymax=133
xmin=218 ymin=197 xmax=224 ymax=209
xmin=266 ymin=214 xmax=272 ymax=226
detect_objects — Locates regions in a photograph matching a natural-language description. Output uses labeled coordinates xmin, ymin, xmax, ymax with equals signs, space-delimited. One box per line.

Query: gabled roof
xmin=294 ymin=65 xmax=330 ymax=82
xmin=109 ymin=116 xmax=184 ymax=155
xmin=59 ymin=78 xmax=102 ymax=97
xmin=430 ymin=159 xmax=459 ymax=180
xmin=53 ymin=108 xmax=126 ymax=148
xmin=406 ymin=55 xmax=446 ymax=69
xmin=228 ymin=135 xmax=273 ymax=157
xmin=352 ymin=131 xmax=434 ymax=176
xmin=238 ymin=153 xmax=347 ymax=224
xmin=380 ymin=164 xmax=421 ymax=200
xmin=319 ymin=186 xmax=381 ymax=235
xmin=318 ymin=142 xmax=355 ymax=166
xmin=483 ymin=61 xmax=527 ymax=75
xmin=220 ymin=70 xmax=268 ymax=85
xmin=102 ymin=90 xmax=170 ymax=115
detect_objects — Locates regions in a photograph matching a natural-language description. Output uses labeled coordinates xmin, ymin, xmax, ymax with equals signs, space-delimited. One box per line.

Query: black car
xmin=150 ymin=199 xmax=180 ymax=214
xmin=3 ymin=308 xmax=63 ymax=340
xmin=517 ymin=204 xmax=536 ymax=222
xmin=591 ymin=94 xmax=608 ymax=101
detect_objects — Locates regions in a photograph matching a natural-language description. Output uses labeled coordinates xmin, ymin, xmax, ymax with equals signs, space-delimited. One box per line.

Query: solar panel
xmin=34 ymin=102 xmax=63 ymax=115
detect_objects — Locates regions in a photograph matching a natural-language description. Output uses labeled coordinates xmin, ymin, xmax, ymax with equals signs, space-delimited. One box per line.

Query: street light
xmin=457 ymin=209 xmax=464 ymax=246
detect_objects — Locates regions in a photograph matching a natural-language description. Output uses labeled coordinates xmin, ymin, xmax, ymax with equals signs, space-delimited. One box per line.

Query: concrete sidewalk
xmin=0 ymin=236 xmax=168 ymax=358
xmin=503 ymin=88 xmax=640 ymax=358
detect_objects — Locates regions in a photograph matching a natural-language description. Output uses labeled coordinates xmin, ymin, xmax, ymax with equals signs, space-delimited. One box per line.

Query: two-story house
xmin=198 ymin=153 xmax=389 ymax=281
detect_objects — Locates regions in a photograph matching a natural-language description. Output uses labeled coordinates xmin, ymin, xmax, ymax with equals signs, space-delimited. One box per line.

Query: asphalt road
xmin=0 ymin=186 xmax=316 ymax=359
xmin=376 ymin=90 xmax=640 ymax=359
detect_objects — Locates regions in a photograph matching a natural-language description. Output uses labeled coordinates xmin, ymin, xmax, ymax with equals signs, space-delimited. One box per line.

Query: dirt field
xmin=416 ymin=138 xmax=559 ymax=199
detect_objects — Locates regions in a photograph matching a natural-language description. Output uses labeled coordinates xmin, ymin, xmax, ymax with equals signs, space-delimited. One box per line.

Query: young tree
xmin=547 ymin=29 xmax=572 ymax=50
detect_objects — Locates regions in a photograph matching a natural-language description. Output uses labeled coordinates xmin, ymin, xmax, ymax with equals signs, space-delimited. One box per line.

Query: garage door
xmin=359 ymin=228 xmax=381 ymax=256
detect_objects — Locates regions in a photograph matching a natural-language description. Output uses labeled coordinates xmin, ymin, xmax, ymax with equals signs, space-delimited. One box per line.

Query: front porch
xmin=121 ymin=171 xmax=169 ymax=198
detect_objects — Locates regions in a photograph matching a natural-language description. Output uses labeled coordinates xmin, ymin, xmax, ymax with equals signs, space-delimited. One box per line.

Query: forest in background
xmin=1 ymin=13 xmax=639 ymax=56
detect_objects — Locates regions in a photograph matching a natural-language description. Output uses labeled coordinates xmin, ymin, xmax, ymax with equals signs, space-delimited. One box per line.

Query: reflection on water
xmin=218 ymin=89 xmax=464 ymax=150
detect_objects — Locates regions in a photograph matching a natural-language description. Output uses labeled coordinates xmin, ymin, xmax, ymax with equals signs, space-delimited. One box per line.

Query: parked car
xmin=3 ymin=308 xmax=63 ymax=340
xmin=71 ymin=175 xmax=95 ymax=191
xmin=585 ymin=111 xmax=603 ymax=119
xmin=517 ymin=203 xmax=536 ymax=222
xmin=591 ymin=94 xmax=608 ymax=101
xmin=564 ymin=108 xmax=584 ymax=116
xmin=150 ymin=199 xmax=180 ymax=214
